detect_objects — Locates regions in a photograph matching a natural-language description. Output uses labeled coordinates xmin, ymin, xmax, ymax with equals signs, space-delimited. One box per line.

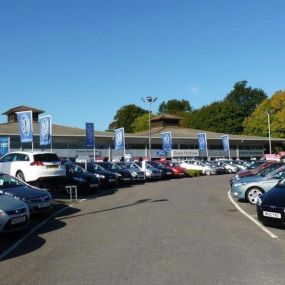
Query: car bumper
xmin=0 ymin=215 xmax=30 ymax=233
xmin=257 ymin=204 xmax=285 ymax=227
xmin=231 ymin=185 xmax=246 ymax=200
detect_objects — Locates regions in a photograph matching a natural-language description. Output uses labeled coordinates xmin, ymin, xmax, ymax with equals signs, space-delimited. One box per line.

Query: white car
xmin=0 ymin=151 xmax=66 ymax=184
xmin=179 ymin=160 xmax=216 ymax=175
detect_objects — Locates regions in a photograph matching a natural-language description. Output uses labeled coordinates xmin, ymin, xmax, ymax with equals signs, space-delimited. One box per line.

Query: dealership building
xmin=0 ymin=106 xmax=284 ymax=160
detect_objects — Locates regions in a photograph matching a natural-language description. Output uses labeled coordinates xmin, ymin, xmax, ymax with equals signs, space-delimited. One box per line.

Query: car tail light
xmin=30 ymin=161 xmax=44 ymax=166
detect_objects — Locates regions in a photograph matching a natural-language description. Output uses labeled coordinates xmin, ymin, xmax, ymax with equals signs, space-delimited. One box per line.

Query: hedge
xmin=185 ymin=169 xmax=203 ymax=177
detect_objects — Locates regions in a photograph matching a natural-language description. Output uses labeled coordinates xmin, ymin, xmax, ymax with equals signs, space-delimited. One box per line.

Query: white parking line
xmin=227 ymin=190 xmax=278 ymax=239
xmin=0 ymin=196 xmax=92 ymax=261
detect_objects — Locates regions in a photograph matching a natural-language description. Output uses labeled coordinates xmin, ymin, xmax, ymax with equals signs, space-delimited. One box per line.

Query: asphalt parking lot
xmin=1 ymin=175 xmax=285 ymax=285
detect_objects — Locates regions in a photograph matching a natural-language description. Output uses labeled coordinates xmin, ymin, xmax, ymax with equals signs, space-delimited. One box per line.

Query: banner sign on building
xmin=197 ymin=133 xmax=207 ymax=151
xmin=39 ymin=115 xmax=52 ymax=146
xmin=161 ymin=131 xmax=172 ymax=151
xmin=16 ymin=111 xmax=33 ymax=143
xmin=85 ymin=123 xmax=95 ymax=149
xmin=221 ymin=134 xmax=230 ymax=151
xmin=114 ymin=127 xmax=125 ymax=150
xmin=0 ymin=137 xmax=9 ymax=156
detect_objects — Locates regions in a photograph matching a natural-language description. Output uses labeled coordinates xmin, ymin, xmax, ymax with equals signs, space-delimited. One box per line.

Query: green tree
xmin=243 ymin=91 xmax=285 ymax=138
xmin=185 ymin=81 xmax=267 ymax=134
xmin=108 ymin=104 xmax=148 ymax=133
xmin=158 ymin=99 xmax=192 ymax=114
xmin=131 ymin=113 xmax=156 ymax=132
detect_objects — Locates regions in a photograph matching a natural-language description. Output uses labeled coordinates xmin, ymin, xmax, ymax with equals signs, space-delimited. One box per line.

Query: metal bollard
xmin=65 ymin=185 xmax=78 ymax=201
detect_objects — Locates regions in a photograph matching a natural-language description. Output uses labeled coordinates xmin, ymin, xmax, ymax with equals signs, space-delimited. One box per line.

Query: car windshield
xmin=110 ymin=163 xmax=122 ymax=170
xmin=127 ymin=163 xmax=140 ymax=170
xmin=92 ymin=163 xmax=106 ymax=171
xmin=117 ymin=163 xmax=127 ymax=169
xmin=0 ymin=174 xmax=25 ymax=189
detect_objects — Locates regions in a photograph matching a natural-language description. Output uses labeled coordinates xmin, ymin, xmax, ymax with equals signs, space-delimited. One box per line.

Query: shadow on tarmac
xmin=57 ymin=198 xmax=169 ymax=221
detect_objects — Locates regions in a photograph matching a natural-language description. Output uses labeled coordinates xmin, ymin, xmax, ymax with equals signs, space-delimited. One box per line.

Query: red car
xmin=160 ymin=161 xmax=186 ymax=178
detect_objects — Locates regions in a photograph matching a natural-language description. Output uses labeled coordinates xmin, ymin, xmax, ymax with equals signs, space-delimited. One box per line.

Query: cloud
xmin=191 ymin=86 xmax=198 ymax=94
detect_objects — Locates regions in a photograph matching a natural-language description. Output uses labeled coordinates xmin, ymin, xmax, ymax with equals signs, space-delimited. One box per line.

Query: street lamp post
xmin=141 ymin=96 xmax=158 ymax=160
xmin=267 ymin=111 xmax=272 ymax=154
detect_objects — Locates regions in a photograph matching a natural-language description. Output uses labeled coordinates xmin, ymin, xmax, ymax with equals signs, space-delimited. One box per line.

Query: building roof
xmin=133 ymin=125 xmax=285 ymax=142
xmin=2 ymin=106 xmax=44 ymax=116
xmin=0 ymin=121 xmax=284 ymax=143
xmin=151 ymin=114 xmax=183 ymax=122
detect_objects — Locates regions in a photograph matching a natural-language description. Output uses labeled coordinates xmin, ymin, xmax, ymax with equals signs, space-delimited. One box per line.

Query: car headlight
xmin=74 ymin=177 xmax=87 ymax=182
xmin=146 ymin=169 xmax=152 ymax=175
xmin=130 ymin=171 xmax=137 ymax=178
xmin=0 ymin=209 xmax=5 ymax=217
xmin=115 ymin=173 xmax=122 ymax=177
xmin=233 ymin=182 xmax=247 ymax=187
xmin=95 ymin=174 xmax=105 ymax=179
xmin=256 ymin=197 xmax=262 ymax=206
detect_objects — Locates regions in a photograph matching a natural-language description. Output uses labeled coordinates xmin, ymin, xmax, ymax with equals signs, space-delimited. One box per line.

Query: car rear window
xmin=33 ymin=153 xmax=60 ymax=162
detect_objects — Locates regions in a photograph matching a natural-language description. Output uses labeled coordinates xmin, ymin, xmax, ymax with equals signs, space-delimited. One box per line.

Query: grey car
xmin=231 ymin=166 xmax=285 ymax=204
xmin=0 ymin=173 xmax=53 ymax=214
xmin=0 ymin=193 xmax=30 ymax=233
xmin=114 ymin=162 xmax=146 ymax=182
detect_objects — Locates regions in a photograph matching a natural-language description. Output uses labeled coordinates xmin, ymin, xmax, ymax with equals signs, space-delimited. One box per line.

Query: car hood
xmin=76 ymin=172 xmax=100 ymax=182
xmin=1 ymin=186 xmax=49 ymax=198
xmin=235 ymin=176 xmax=266 ymax=184
xmin=0 ymin=194 xmax=27 ymax=210
xmin=262 ymin=186 xmax=285 ymax=207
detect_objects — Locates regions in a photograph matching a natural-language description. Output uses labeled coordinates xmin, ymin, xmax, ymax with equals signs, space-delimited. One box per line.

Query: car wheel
xmin=16 ymin=171 xmax=26 ymax=182
xmin=205 ymin=169 xmax=211 ymax=176
xmin=246 ymin=187 xmax=264 ymax=205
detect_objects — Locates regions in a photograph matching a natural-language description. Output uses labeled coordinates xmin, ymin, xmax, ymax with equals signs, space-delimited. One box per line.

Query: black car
xmin=257 ymin=178 xmax=285 ymax=227
xmin=79 ymin=162 xmax=118 ymax=188
xmin=114 ymin=162 xmax=146 ymax=182
xmin=147 ymin=161 xmax=173 ymax=179
xmin=63 ymin=161 xmax=101 ymax=192
xmin=0 ymin=173 xmax=53 ymax=214
xmin=96 ymin=162 xmax=133 ymax=184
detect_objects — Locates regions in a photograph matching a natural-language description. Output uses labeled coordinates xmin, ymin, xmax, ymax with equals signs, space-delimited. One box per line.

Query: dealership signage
xmin=0 ymin=137 xmax=10 ymax=156
xmin=171 ymin=149 xmax=199 ymax=157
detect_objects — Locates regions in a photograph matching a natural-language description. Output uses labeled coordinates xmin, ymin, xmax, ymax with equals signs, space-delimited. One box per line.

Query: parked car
xmin=0 ymin=192 xmax=30 ymax=233
xmin=136 ymin=161 xmax=162 ymax=180
xmin=0 ymin=151 xmax=66 ymax=185
xmin=62 ymin=161 xmax=100 ymax=192
xmin=180 ymin=160 xmax=216 ymax=175
xmin=203 ymin=161 xmax=227 ymax=175
xmin=114 ymin=162 xmax=146 ymax=182
xmin=147 ymin=161 xmax=173 ymax=179
xmin=214 ymin=161 xmax=238 ymax=174
xmin=0 ymin=173 xmax=53 ymax=214
xmin=231 ymin=166 xmax=285 ymax=204
xmin=230 ymin=162 xmax=284 ymax=185
xmin=96 ymin=162 xmax=133 ymax=184
xmin=160 ymin=161 xmax=186 ymax=177
xmin=80 ymin=162 xmax=118 ymax=188
xmin=256 ymin=178 xmax=285 ymax=227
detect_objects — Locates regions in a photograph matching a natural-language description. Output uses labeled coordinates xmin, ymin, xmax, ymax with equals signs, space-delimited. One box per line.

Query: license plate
xmin=90 ymin=184 xmax=98 ymax=188
xmin=38 ymin=202 xmax=50 ymax=208
xmin=263 ymin=211 xmax=281 ymax=219
xmin=124 ymin=178 xmax=130 ymax=181
xmin=11 ymin=216 xmax=26 ymax=224
xmin=109 ymin=179 xmax=116 ymax=182
xmin=179 ymin=173 xmax=184 ymax=176
xmin=46 ymin=165 xmax=58 ymax=169
xmin=167 ymin=172 xmax=172 ymax=175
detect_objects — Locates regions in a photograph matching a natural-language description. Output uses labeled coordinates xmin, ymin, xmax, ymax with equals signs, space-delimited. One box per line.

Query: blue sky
xmin=1 ymin=0 xmax=284 ymax=130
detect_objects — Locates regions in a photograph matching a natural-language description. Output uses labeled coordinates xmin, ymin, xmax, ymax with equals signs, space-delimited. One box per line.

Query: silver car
xmin=231 ymin=166 xmax=285 ymax=204
xmin=0 ymin=193 xmax=30 ymax=233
